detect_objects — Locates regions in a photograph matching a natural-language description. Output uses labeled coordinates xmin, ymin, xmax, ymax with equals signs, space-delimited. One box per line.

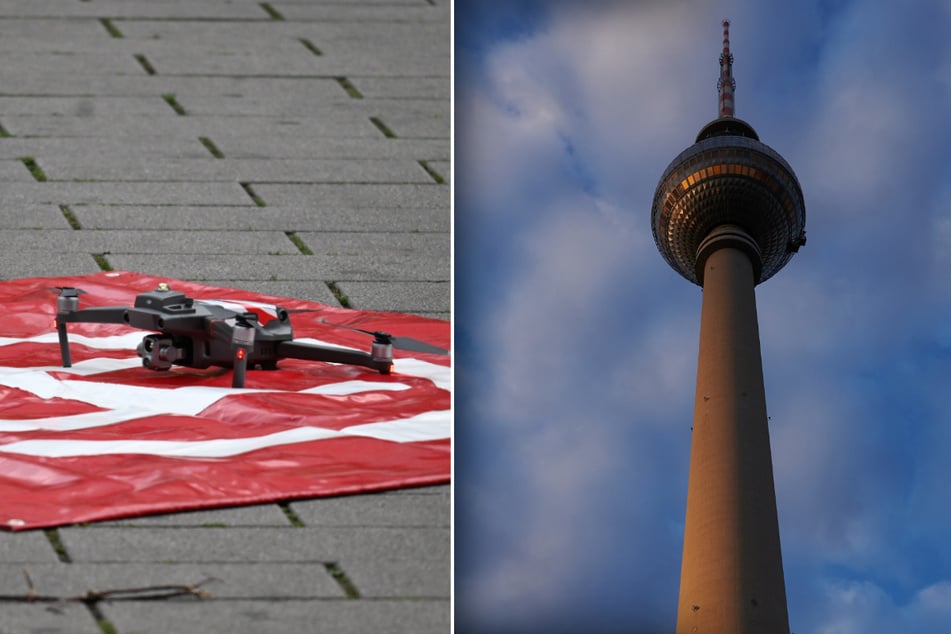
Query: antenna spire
xmin=717 ymin=19 xmax=735 ymax=117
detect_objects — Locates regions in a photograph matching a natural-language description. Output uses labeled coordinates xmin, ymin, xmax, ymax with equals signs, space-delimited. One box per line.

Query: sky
xmin=453 ymin=0 xmax=951 ymax=632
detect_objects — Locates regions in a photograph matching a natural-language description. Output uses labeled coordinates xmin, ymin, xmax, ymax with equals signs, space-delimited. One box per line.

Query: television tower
xmin=650 ymin=21 xmax=806 ymax=633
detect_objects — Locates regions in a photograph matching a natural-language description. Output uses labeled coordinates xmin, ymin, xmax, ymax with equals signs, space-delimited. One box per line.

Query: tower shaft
xmin=676 ymin=235 xmax=789 ymax=633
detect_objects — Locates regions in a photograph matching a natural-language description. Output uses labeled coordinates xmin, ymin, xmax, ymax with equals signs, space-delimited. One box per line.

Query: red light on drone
xmin=236 ymin=348 xmax=246 ymax=360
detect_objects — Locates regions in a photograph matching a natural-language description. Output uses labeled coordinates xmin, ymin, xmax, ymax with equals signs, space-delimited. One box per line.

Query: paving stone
xmin=0 ymin=229 xmax=297 ymax=255
xmin=0 ymin=18 xmax=104 ymax=44
xmin=0 ymin=182 xmax=252 ymax=206
xmin=334 ymin=281 xmax=450 ymax=314
xmin=107 ymin=253 xmax=448 ymax=282
xmin=0 ymin=138 xmax=211 ymax=161
xmin=296 ymin=231 xmax=449 ymax=259
xmin=0 ymin=603 xmax=100 ymax=634
xmin=110 ymin=19 xmax=300 ymax=45
xmin=0 ymin=0 xmax=269 ymax=19
xmin=0 ymin=51 xmax=135 ymax=76
xmin=71 ymin=206 xmax=297 ymax=231
xmin=198 ymin=280 xmax=340 ymax=305
xmin=36 ymin=157 xmax=430 ymax=184
xmin=349 ymin=77 xmax=449 ymax=100
xmin=95 ymin=504 xmax=290 ymax=528
xmin=0 ymin=253 xmax=102 ymax=279
xmin=0 ymin=96 xmax=173 ymax=117
xmin=383 ymin=484 xmax=450 ymax=497
xmin=0 ymin=73 xmax=348 ymax=99
xmin=101 ymin=598 xmax=450 ymax=634
xmin=290 ymin=493 xmax=449 ymax=527
xmin=6 ymin=562 xmax=343 ymax=599
xmin=427 ymin=160 xmax=450 ymax=184
xmin=372 ymin=108 xmax=450 ymax=139
xmin=339 ymin=557 xmax=450 ymax=598
xmin=59 ymin=526 xmax=449 ymax=562
xmin=0 ymin=531 xmax=60 ymax=563
xmin=278 ymin=3 xmax=450 ymax=25
xmin=2 ymin=114 xmax=382 ymax=140
xmin=0 ymin=563 xmax=52 ymax=594
xmin=252 ymin=183 xmax=448 ymax=208
xmin=133 ymin=48 xmax=327 ymax=78
xmin=412 ymin=311 xmax=450 ymax=320
xmin=176 ymin=96 xmax=443 ymax=118
xmin=72 ymin=204 xmax=449 ymax=232
xmin=0 ymin=159 xmax=39 ymax=183
xmin=213 ymin=136 xmax=449 ymax=161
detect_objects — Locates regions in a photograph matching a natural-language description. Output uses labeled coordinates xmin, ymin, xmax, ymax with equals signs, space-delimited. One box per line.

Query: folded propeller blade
xmin=318 ymin=318 xmax=448 ymax=355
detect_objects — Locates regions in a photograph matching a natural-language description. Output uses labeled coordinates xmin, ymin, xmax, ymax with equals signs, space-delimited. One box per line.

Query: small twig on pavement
xmin=12 ymin=569 xmax=217 ymax=603
xmin=21 ymin=568 xmax=37 ymax=602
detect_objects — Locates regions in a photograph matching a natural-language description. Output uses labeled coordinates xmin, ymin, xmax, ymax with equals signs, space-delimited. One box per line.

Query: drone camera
xmin=137 ymin=334 xmax=184 ymax=371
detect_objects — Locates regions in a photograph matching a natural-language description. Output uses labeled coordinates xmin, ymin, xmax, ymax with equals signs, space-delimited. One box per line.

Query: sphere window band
xmin=651 ymin=136 xmax=805 ymax=286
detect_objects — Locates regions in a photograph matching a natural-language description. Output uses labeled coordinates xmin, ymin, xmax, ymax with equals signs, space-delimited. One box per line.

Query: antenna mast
xmin=718 ymin=19 xmax=735 ymax=117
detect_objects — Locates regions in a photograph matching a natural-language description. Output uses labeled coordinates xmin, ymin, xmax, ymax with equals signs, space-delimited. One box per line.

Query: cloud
xmin=798 ymin=578 xmax=951 ymax=633
xmin=456 ymin=0 xmax=951 ymax=631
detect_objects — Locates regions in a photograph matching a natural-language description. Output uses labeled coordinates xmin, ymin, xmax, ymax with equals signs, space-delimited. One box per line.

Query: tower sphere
xmin=651 ymin=122 xmax=806 ymax=285
xmin=650 ymin=19 xmax=805 ymax=286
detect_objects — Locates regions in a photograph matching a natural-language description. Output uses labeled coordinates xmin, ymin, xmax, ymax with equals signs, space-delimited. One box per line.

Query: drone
xmin=54 ymin=284 xmax=448 ymax=388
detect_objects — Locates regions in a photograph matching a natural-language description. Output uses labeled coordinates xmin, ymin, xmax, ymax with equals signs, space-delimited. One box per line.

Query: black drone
xmin=54 ymin=284 xmax=447 ymax=388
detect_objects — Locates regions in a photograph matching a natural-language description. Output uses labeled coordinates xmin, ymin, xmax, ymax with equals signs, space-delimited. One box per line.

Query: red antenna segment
xmin=718 ymin=19 xmax=735 ymax=117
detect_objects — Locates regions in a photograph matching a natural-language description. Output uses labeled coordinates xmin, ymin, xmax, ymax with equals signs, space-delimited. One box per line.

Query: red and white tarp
xmin=0 ymin=272 xmax=450 ymax=530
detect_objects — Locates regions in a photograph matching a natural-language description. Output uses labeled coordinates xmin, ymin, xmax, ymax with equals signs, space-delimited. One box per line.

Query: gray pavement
xmin=0 ymin=1 xmax=450 ymax=632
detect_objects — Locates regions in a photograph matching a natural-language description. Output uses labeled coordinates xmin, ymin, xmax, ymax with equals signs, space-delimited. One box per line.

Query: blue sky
xmin=454 ymin=0 xmax=951 ymax=632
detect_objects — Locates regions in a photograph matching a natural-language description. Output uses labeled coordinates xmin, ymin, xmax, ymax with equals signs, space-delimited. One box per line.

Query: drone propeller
xmin=319 ymin=318 xmax=448 ymax=355
xmin=54 ymin=286 xmax=87 ymax=295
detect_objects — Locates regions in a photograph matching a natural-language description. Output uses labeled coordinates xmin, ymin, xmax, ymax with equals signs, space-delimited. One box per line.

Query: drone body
xmin=53 ymin=284 xmax=417 ymax=388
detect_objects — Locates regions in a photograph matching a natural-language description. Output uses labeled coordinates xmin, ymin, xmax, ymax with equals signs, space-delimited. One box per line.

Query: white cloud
xmin=804 ymin=578 xmax=951 ymax=634
xmin=456 ymin=85 xmax=570 ymax=215
xmin=484 ymin=194 xmax=648 ymax=422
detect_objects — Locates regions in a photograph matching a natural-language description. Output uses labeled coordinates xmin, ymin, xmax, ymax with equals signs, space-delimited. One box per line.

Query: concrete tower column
xmin=651 ymin=21 xmax=805 ymax=632
xmin=675 ymin=227 xmax=789 ymax=633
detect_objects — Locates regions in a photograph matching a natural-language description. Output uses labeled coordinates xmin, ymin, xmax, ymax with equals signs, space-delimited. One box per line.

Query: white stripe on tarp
xmin=15 ymin=357 xmax=145 ymax=376
xmin=0 ymin=378 xmax=416 ymax=432
xmin=0 ymin=408 xmax=148 ymax=432
xmin=0 ymin=368 xmax=256 ymax=415
xmin=394 ymin=358 xmax=451 ymax=391
xmin=0 ymin=409 xmax=451 ymax=457
xmin=0 ymin=332 xmax=146 ymax=350
xmin=0 ymin=337 xmax=450 ymax=433
xmin=343 ymin=409 xmax=449 ymax=442
xmin=302 ymin=380 xmax=411 ymax=396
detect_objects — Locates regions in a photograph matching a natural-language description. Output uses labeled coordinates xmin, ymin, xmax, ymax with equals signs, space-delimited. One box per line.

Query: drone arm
xmin=276 ymin=341 xmax=392 ymax=374
xmin=59 ymin=306 xmax=130 ymax=324
xmin=55 ymin=306 xmax=132 ymax=368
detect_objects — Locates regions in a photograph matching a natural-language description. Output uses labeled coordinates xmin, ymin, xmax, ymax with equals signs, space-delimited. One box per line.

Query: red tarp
xmin=0 ymin=272 xmax=450 ymax=530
